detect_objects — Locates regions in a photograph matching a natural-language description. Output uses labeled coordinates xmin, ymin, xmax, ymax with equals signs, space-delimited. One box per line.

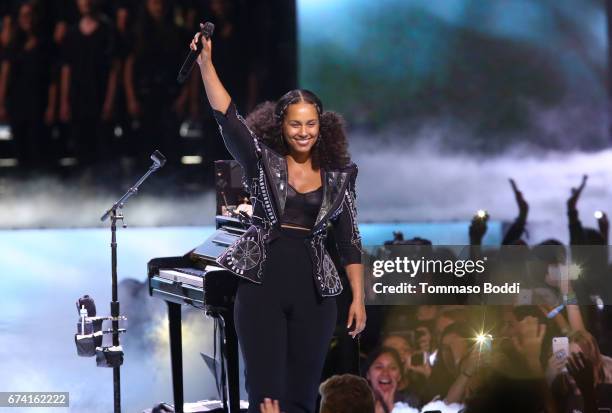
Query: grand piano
xmin=148 ymin=215 xmax=246 ymax=413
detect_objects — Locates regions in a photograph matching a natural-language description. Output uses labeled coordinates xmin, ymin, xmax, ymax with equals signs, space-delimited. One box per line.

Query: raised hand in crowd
xmin=567 ymin=174 xmax=589 ymax=245
xmin=512 ymin=316 xmax=546 ymax=376
xmin=567 ymin=174 xmax=588 ymax=212
xmin=596 ymin=211 xmax=609 ymax=245
xmin=469 ymin=210 xmax=488 ymax=245
xmin=567 ymin=352 xmax=597 ymax=413
xmin=510 ymin=178 xmax=529 ymax=219
xmin=503 ymin=178 xmax=529 ymax=244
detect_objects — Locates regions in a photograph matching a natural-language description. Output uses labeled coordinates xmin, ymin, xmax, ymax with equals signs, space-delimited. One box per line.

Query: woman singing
xmin=190 ymin=27 xmax=366 ymax=413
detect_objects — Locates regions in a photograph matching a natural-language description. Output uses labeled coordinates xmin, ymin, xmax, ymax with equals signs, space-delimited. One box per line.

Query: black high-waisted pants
xmin=234 ymin=228 xmax=337 ymax=413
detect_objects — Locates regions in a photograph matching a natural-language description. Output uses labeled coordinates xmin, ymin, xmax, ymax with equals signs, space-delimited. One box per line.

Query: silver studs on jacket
xmin=259 ymin=167 xmax=277 ymax=226
xmin=344 ymin=188 xmax=363 ymax=251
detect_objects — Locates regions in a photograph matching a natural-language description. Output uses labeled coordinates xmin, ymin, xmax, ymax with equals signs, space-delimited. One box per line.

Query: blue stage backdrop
xmin=298 ymin=0 xmax=607 ymax=151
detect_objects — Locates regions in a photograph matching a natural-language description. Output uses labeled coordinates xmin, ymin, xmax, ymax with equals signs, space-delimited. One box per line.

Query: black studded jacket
xmin=212 ymin=102 xmax=363 ymax=297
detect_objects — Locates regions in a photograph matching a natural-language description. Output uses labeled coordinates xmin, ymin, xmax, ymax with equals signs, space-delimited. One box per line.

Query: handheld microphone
xmin=177 ymin=22 xmax=215 ymax=83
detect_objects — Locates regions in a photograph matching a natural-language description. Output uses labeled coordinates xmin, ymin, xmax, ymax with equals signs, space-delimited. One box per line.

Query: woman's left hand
xmin=347 ymin=299 xmax=366 ymax=338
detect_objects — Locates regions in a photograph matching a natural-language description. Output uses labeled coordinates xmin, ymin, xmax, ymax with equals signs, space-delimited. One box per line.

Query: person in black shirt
xmin=0 ymin=1 xmax=52 ymax=170
xmin=0 ymin=1 xmax=22 ymax=49
xmin=59 ymin=0 xmax=118 ymax=167
xmin=124 ymin=0 xmax=192 ymax=165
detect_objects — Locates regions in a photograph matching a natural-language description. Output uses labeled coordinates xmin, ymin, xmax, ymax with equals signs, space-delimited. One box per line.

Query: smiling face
xmin=366 ymin=352 xmax=401 ymax=398
xmin=282 ymin=102 xmax=320 ymax=157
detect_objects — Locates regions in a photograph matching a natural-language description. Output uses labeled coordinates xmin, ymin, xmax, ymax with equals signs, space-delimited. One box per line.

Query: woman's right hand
xmin=190 ymin=24 xmax=213 ymax=67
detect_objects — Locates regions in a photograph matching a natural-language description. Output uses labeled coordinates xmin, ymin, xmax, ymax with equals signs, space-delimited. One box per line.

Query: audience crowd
xmin=354 ymin=176 xmax=612 ymax=413
xmin=260 ymin=176 xmax=612 ymax=413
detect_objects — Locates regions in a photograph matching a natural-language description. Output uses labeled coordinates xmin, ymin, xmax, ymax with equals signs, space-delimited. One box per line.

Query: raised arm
xmin=190 ymin=27 xmax=259 ymax=175
xmin=191 ymin=29 xmax=230 ymax=113
xmin=567 ymin=175 xmax=587 ymax=245
xmin=597 ymin=211 xmax=609 ymax=245
xmin=503 ymin=178 xmax=529 ymax=245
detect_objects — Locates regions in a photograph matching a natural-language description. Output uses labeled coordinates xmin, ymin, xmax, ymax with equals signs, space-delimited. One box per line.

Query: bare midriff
xmin=280 ymin=223 xmax=311 ymax=231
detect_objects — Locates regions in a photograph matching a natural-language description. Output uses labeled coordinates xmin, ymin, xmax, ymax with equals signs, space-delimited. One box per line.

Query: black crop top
xmin=281 ymin=184 xmax=323 ymax=229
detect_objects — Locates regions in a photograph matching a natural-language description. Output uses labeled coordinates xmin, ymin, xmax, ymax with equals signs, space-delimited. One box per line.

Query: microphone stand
xmin=100 ymin=151 xmax=166 ymax=413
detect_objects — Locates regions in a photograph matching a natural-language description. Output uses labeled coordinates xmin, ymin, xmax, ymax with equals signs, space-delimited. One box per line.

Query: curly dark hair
xmin=245 ymin=89 xmax=351 ymax=170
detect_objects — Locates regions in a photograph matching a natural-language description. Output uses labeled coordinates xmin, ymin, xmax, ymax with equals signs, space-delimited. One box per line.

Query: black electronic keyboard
xmin=148 ymin=216 xmax=247 ymax=413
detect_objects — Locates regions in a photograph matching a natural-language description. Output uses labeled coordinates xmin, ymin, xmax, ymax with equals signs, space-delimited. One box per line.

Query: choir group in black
xmin=0 ymin=0 xmax=252 ymax=173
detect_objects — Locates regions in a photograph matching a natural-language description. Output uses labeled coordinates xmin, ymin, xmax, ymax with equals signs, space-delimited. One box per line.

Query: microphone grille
xmin=201 ymin=22 xmax=215 ymax=39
